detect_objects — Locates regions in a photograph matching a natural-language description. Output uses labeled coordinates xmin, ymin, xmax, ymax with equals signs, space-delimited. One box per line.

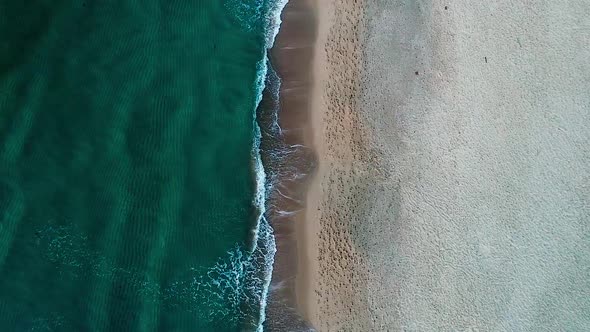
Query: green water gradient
xmin=0 ymin=1 xmax=270 ymax=331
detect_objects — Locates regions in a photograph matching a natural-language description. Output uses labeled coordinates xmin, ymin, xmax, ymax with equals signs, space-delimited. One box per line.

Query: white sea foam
xmin=251 ymin=0 xmax=289 ymax=330
xmin=196 ymin=0 xmax=289 ymax=329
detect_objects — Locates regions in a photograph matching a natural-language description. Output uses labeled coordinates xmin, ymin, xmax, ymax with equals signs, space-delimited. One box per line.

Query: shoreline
xmin=264 ymin=0 xmax=373 ymax=329
xmin=278 ymin=0 xmax=373 ymax=329
xmin=261 ymin=0 xmax=318 ymax=330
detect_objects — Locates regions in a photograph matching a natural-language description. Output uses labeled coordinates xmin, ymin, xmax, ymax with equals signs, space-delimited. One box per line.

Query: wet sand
xmin=262 ymin=0 xmax=317 ymax=330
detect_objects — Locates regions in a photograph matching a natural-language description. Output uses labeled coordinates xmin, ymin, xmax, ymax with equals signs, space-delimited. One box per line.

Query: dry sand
xmin=296 ymin=0 xmax=377 ymax=330
xmin=296 ymin=0 xmax=590 ymax=331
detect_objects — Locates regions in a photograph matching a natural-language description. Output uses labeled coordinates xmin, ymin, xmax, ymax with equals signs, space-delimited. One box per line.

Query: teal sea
xmin=0 ymin=0 xmax=286 ymax=331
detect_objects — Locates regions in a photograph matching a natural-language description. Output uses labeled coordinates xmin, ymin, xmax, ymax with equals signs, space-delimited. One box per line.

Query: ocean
xmin=0 ymin=0 xmax=286 ymax=331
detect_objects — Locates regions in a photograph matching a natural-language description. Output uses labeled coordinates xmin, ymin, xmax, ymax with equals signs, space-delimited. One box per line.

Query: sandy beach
xmin=292 ymin=0 xmax=590 ymax=331
xmin=293 ymin=0 xmax=376 ymax=330
xmin=262 ymin=0 xmax=317 ymax=330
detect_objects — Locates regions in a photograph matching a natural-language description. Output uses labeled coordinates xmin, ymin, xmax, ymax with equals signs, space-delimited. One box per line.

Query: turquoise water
xmin=0 ymin=0 xmax=285 ymax=331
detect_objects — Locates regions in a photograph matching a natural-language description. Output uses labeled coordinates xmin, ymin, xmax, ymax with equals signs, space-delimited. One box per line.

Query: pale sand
xmin=296 ymin=0 xmax=590 ymax=331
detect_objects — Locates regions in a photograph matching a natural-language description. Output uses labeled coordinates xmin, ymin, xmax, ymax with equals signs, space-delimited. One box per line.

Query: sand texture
xmin=297 ymin=0 xmax=590 ymax=331
xmin=297 ymin=0 xmax=378 ymax=330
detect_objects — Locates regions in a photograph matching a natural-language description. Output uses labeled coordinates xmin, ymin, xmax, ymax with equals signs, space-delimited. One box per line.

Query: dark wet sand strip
xmin=263 ymin=0 xmax=318 ymax=330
